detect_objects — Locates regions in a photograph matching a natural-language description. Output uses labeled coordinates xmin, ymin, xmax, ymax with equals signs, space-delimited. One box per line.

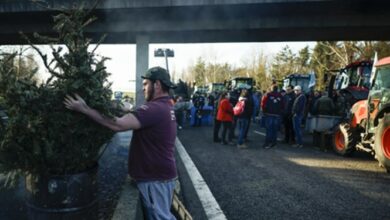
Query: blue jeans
xmin=252 ymin=107 xmax=259 ymax=122
xmin=260 ymin=114 xmax=266 ymax=128
xmin=293 ymin=114 xmax=303 ymax=145
xmin=237 ymin=118 xmax=249 ymax=145
xmin=265 ymin=115 xmax=281 ymax=145
xmin=137 ymin=179 xmax=176 ymax=220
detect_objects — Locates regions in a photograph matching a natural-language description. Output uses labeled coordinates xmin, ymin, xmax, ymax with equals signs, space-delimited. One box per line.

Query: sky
xmin=94 ymin=42 xmax=315 ymax=92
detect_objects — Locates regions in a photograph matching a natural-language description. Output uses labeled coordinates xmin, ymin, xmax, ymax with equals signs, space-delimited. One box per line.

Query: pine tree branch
xmin=91 ymin=34 xmax=107 ymax=54
xmin=50 ymin=45 xmax=70 ymax=75
xmin=20 ymin=32 xmax=64 ymax=79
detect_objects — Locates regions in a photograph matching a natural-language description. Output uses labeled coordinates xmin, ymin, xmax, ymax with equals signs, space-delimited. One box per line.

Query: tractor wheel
xmin=332 ymin=122 xmax=356 ymax=156
xmin=374 ymin=113 xmax=390 ymax=172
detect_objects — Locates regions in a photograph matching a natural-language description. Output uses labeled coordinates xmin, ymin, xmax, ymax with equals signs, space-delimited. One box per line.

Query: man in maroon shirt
xmin=64 ymin=66 xmax=177 ymax=220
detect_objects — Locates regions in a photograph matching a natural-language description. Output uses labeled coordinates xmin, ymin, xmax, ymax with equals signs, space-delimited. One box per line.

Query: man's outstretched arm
xmin=64 ymin=94 xmax=141 ymax=131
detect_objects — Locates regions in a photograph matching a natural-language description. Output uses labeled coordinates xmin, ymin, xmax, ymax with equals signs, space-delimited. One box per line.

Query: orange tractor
xmin=333 ymin=57 xmax=390 ymax=172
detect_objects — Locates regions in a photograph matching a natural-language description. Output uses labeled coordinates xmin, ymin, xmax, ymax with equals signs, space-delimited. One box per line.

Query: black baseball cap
xmin=141 ymin=66 xmax=176 ymax=89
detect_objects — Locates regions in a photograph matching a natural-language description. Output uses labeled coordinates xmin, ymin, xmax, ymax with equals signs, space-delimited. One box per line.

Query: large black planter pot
xmin=25 ymin=164 xmax=98 ymax=220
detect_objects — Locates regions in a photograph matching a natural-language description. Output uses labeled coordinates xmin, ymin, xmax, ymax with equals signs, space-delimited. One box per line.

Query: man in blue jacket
xmin=291 ymin=85 xmax=306 ymax=148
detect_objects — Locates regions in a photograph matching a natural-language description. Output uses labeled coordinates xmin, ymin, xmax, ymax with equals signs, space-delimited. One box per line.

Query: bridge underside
xmin=0 ymin=1 xmax=389 ymax=44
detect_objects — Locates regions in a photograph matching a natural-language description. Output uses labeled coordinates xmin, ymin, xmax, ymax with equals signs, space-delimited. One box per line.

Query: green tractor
xmin=209 ymin=82 xmax=225 ymax=94
xmin=333 ymin=57 xmax=390 ymax=172
xmin=282 ymin=73 xmax=311 ymax=94
xmin=225 ymin=77 xmax=254 ymax=105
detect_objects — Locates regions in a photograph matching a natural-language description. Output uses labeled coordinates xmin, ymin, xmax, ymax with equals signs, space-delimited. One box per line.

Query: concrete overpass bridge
xmin=1 ymin=0 xmax=389 ymax=44
xmin=0 ymin=0 xmax=389 ymax=104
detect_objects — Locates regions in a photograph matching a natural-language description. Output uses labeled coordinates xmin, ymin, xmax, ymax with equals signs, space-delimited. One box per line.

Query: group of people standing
xmin=261 ymin=84 xmax=306 ymax=149
xmin=213 ymin=83 xmax=350 ymax=151
xmin=213 ymin=84 xmax=307 ymax=150
xmin=213 ymin=89 xmax=254 ymax=149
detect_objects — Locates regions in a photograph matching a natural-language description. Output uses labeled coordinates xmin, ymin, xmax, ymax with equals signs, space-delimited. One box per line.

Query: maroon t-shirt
xmin=129 ymin=96 xmax=177 ymax=181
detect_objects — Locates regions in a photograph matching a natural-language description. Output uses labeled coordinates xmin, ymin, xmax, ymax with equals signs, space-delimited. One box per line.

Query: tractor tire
xmin=332 ymin=122 xmax=356 ymax=156
xmin=374 ymin=113 xmax=390 ymax=172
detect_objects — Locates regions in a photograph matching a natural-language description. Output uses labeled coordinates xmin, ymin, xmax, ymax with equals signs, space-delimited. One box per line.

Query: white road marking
xmin=175 ymin=138 xmax=227 ymax=220
xmin=254 ymin=130 xmax=283 ymax=141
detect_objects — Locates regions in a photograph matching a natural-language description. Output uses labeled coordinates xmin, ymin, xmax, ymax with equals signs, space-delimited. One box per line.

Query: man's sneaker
xmin=264 ymin=145 xmax=272 ymax=149
xmin=237 ymin=144 xmax=248 ymax=149
xmin=263 ymin=143 xmax=272 ymax=149
xmin=178 ymin=126 xmax=183 ymax=130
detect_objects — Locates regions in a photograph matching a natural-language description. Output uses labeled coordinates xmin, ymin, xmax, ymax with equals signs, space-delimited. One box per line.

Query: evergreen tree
xmin=191 ymin=57 xmax=207 ymax=86
xmin=0 ymin=4 xmax=117 ymax=186
xmin=296 ymin=46 xmax=310 ymax=73
xmin=270 ymin=45 xmax=295 ymax=81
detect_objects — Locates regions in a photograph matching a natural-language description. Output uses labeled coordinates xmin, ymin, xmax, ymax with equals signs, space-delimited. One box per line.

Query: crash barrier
xmin=190 ymin=106 xmax=213 ymax=126
xmin=306 ymin=115 xmax=343 ymax=149
xmin=172 ymin=193 xmax=193 ymax=220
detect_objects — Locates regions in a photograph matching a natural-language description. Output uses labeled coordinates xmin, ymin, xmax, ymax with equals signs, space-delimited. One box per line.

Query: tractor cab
xmin=334 ymin=60 xmax=373 ymax=103
xmin=282 ymin=74 xmax=311 ymax=94
xmin=230 ymin=77 xmax=253 ymax=91
xmin=209 ymin=82 xmax=225 ymax=94
xmin=226 ymin=77 xmax=254 ymax=105
xmin=367 ymin=57 xmax=390 ymax=132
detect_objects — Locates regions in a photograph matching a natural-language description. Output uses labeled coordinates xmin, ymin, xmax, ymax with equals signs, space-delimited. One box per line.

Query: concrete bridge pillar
xmin=135 ymin=34 xmax=149 ymax=106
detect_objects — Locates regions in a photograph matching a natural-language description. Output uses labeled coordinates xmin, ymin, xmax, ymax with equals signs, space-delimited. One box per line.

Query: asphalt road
xmin=178 ymin=123 xmax=390 ymax=220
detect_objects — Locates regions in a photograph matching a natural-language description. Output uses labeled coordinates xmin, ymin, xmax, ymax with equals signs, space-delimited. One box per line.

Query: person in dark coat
xmin=243 ymin=90 xmax=254 ymax=142
xmin=283 ymin=85 xmax=295 ymax=144
xmin=292 ymin=85 xmax=307 ymax=148
xmin=261 ymin=85 xmax=284 ymax=148
xmin=235 ymin=89 xmax=252 ymax=149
